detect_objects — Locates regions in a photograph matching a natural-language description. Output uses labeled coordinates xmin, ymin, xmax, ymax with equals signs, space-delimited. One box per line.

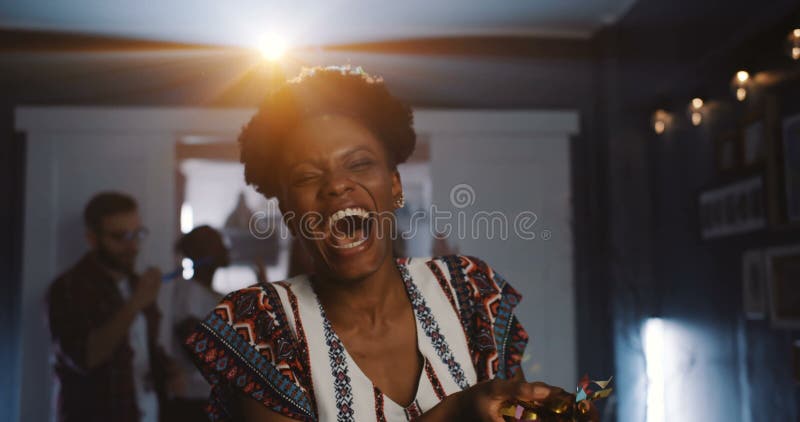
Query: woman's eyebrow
xmin=287 ymin=146 xmax=376 ymax=172
xmin=340 ymin=146 xmax=374 ymax=159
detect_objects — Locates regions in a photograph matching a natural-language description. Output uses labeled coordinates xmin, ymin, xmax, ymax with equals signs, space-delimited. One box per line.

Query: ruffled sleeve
xmin=442 ymin=255 xmax=529 ymax=381
xmin=183 ymin=282 xmax=316 ymax=421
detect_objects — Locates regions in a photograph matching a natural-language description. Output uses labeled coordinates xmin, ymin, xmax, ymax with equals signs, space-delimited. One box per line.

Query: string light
xmin=689 ymin=98 xmax=704 ymax=126
xmin=736 ymin=71 xmax=749 ymax=83
xmin=652 ymin=26 xmax=798 ymax=136
xmin=652 ymin=109 xmax=671 ymax=135
xmin=790 ymin=28 xmax=800 ymax=60
xmin=733 ymin=70 xmax=749 ymax=102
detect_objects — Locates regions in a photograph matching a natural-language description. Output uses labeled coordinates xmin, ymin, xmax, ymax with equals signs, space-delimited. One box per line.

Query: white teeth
xmin=330 ymin=237 xmax=368 ymax=249
xmin=328 ymin=207 xmax=370 ymax=228
xmin=327 ymin=207 xmax=371 ymax=250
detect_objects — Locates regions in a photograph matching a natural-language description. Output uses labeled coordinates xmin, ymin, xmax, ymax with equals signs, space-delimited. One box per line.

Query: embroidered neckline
xmin=310 ymin=258 xmax=427 ymax=412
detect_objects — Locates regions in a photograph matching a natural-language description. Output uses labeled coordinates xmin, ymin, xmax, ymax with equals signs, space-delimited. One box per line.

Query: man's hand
xmin=85 ymin=267 xmax=162 ymax=370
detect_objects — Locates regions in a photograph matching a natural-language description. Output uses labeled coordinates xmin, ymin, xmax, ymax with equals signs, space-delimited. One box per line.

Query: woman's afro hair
xmin=239 ymin=66 xmax=416 ymax=199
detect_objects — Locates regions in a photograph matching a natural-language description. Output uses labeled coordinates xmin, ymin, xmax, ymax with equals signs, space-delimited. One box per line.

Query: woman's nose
xmin=322 ymin=171 xmax=355 ymax=198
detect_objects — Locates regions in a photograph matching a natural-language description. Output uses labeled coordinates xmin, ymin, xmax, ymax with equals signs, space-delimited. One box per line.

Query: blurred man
xmin=169 ymin=225 xmax=230 ymax=420
xmin=46 ymin=192 xmax=177 ymax=422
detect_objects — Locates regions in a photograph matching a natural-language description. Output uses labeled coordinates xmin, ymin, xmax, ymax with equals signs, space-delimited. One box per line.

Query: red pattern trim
xmin=423 ymin=359 xmax=446 ymax=401
xmin=373 ymin=386 xmax=387 ymax=422
xmin=403 ymin=399 xmax=423 ymax=420
xmin=426 ymin=260 xmax=459 ymax=316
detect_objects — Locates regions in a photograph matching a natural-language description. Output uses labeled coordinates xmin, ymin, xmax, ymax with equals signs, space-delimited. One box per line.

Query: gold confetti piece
xmin=521 ymin=410 xmax=540 ymax=420
xmin=499 ymin=404 xmax=518 ymax=417
xmin=591 ymin=376 xmax=613 ymax=390
xmin=590 ymin=388 xmax=613 ymax=400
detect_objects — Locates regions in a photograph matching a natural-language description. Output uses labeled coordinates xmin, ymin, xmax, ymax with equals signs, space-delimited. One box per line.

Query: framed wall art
xmin=765 ymin=244 xmax=800 ymax=329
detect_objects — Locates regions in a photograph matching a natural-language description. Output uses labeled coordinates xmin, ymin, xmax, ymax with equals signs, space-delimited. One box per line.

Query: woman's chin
xmin=319 ymin=231 xmax=386 ymax=281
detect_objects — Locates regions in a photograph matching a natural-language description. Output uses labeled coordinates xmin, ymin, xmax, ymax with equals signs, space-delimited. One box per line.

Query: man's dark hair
xmin=175 ymin=225 xmax=222 ymax=260
xmin=239 ymin=66 xmax=417 ymax=199
xmin=83 ymin=191 xmax=137 ymax=232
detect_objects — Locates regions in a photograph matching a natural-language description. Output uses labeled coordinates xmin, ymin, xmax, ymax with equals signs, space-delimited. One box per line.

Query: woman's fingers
xmin=511 ymin=381 xmax=554 ymax=402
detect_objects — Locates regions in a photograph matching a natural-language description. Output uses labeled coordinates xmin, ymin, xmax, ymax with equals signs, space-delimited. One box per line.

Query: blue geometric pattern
xmin=200 ymin=312 xmax=316 ymax=418
xmin=491 ymin=277 xmax=519 ymax=379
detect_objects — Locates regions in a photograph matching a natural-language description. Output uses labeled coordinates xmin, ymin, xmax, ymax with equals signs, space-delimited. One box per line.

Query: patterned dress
xmin=184 ymin=255 xmax=528 ymax=421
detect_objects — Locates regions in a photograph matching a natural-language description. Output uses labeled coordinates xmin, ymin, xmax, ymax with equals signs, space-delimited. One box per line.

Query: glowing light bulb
xmin=691 ymin=98 xmax=704 ymax=110
xmin=736 ymin=87 xmax=747 ymax=101
xmin=652 ymin=109 xmax=670 ymax=135
xmin=794 ymin=28 xmax=800 ymax=38
xmin=691 ymin=111 xmax=703 ymax=126
xmin=258 ymin=34 xmax=288 ymax=61
xmin=793 ymin=46 xmax=800 ymax=60
xmin=654 ymin=120 xmax=666 ymax=135
xmin=736 ymin=71 xmax=749 ymax=83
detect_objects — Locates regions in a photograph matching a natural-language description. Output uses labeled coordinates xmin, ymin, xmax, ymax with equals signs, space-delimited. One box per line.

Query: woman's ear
xmin=391 ymin=167 xmax=403 ymax=200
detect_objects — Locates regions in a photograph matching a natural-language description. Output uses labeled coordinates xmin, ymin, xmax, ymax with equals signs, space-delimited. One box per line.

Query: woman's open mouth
xmin=324 ymin=207 xmax=375 ymax=251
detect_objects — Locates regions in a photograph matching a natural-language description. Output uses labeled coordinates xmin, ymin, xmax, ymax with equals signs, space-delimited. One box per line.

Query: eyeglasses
xmin=105 ymin=227 xmax=149 ymax=242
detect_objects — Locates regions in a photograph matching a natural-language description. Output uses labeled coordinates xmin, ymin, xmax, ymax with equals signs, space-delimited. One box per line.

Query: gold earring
xmin=394 ymin=193 xmax=405 ymax=208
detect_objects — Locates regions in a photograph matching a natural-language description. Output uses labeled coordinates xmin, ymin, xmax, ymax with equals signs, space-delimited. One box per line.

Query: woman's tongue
xmin=328 ymin=218 xmax=366 ymax=247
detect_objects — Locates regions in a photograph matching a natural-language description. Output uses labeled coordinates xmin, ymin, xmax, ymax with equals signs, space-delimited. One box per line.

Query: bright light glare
xmin=182 ymin=257 xmax=194 ymax=280
xmin=643 ymin=318 xmax=665 ymax=422
xmin=180 ymin=203 xmax=194 ymax=234
xmin=258 ymin=34 xmax=288 ymax=61
xmin=691 ymin=98 xmax=704 ymax=110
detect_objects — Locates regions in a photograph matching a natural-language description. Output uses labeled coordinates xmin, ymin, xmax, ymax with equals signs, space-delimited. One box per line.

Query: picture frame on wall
xmin=764 ymin=244 xmax=800 ymax=329
xmin=742 ymin=119 xmax=766 ymax=169
xmin=782 ymin=113 xmax=800 ymax=223
xmin=713 ymin=130 xmax=742 ymax=175
xmin=742 ymin=249 xmax=767 ymax=320
xmin=698 ymin=175 xmax=766 ymax=239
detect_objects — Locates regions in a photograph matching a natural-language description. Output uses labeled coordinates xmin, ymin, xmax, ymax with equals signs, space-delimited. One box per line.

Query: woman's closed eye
xmin=348 ymin=158 xmax=374 ymax=171
xmin=292 ymin=172 xmax=320 ymax=186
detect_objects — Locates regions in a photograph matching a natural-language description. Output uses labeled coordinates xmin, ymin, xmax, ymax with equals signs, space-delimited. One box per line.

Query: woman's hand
xmin=418 ymin=378 xmax=552 ymax=422
xmin=419 ymin=378 xmax=600 ymax=422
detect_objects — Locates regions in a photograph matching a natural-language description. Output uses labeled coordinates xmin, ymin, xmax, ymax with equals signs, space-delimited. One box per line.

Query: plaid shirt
xmin=47 ymin=252 xmax=171 ymax=422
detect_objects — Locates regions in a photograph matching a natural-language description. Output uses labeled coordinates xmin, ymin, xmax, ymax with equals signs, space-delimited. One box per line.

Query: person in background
xmin=46 ymin=191 xmax=179 ymax=422
xmin=169 ymin=225 xmax=230 ymax=420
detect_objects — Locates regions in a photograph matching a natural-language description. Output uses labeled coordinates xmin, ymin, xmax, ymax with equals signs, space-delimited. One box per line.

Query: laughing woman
xmin=185 ymin=67 xmax=594 ymax=422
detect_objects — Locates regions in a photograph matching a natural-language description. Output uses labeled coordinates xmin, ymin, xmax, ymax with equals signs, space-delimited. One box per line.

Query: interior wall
xmin=419 ymin=110 xmax=579 ymax=388
xmin=13 ymin=107 xmax=251 ymax=422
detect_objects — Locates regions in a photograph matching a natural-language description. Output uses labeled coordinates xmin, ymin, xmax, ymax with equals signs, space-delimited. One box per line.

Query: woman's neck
xmin=312 ymin=254 xmax=407 ymax=326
